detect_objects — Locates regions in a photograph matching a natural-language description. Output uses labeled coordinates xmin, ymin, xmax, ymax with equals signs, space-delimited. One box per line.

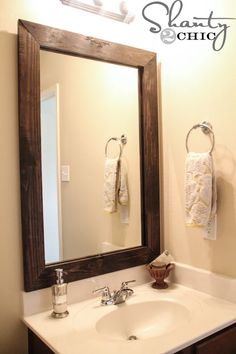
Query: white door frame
xmin=41 ymin=84 xmax=63 ymax=262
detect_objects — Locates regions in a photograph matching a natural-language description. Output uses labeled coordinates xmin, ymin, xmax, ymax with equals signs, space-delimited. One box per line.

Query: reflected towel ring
xmin=105 ymin=137 xmax=123 ymax=159
xmin=185 ymin=122 xmax=215 ymax=154
xmin=105 ymin=134 xmax=127 ymax=159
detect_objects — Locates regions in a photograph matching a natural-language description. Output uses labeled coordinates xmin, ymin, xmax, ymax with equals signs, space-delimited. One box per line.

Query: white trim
xmin=41 ymin=84 xmax=63 ymax=262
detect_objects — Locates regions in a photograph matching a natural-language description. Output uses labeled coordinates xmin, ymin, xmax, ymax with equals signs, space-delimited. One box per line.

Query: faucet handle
xmin=93 ymin=286 xmax=112 ymax=305
xmin=121 ymin=280 xmax=136 ymax=289
xmin=93 ymin=286 xmax=111 ymax=296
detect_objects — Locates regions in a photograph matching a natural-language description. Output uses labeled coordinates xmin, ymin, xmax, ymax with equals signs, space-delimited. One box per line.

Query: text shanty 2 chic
xmin=142 ymin=0 xmax=236 ymax=51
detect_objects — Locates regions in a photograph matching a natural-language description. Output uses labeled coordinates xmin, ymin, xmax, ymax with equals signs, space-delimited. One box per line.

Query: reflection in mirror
xmin=41 ymin=84 xmax=62 ymax=263
xmin=40 ymin=51 xmax=141 ymax=264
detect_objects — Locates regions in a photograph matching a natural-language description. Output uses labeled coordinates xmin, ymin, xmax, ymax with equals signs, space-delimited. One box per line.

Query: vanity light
xmin=59 ymin=0 xmax=135 ymax=23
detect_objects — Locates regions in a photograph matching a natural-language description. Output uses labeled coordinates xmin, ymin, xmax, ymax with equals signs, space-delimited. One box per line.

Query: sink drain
xmin=128 ymin=335 xmax=138 ymax=341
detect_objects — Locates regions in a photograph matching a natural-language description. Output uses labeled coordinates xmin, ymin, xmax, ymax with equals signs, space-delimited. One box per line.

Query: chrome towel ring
xmin=105 ymin=134 xmax=127 ymax=159
xmin=185 ymin=121 xmax=215 ymax=154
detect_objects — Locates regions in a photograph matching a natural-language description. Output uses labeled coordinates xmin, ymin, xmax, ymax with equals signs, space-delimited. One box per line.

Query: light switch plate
xmin=61 ymin=165 xmax=70 ymax=182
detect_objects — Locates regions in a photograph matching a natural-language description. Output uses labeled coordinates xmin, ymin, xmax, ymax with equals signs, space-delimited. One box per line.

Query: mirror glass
xmin=40 ymin=50 xmax=142 ymax=264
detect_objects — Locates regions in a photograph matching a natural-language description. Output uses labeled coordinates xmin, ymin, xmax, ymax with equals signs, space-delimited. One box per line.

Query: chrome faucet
xmin=93 ymin=280 xmax=136 ymax=305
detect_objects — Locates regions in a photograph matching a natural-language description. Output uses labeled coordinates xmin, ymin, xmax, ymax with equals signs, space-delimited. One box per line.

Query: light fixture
xmin=59 ymin=0 xmax=135 ymax=23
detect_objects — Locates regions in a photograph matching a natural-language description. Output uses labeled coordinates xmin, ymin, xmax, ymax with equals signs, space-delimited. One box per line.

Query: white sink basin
xmin=95 ymin=299 xmax=191 ymax=341
xmin=23 ymin=283 xmax=236 ymax=354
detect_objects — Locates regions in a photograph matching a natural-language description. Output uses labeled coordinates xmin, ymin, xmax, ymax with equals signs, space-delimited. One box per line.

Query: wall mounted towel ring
xmin=105 ymin=134 xmax=127 ymax=159
xmin=185 ymin=121 xmax=215 ymax=153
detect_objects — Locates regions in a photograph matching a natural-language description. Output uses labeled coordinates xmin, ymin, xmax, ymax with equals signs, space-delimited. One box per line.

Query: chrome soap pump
xmin=51 ymin=268 xmax=69 ymax=318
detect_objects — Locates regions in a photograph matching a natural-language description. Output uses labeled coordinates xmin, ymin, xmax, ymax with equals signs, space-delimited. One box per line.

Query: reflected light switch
xmin=61 ymin=165 xmax=70 ymax=182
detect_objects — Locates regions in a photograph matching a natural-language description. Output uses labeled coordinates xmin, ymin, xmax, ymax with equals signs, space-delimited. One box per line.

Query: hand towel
xmin=103 ymin=157 xmax=119 ymax=213
xmin=103 ymin=157 xmax=129 ymax=216
xmin=118 ymin=161 xmax=129 ymax=206
xmin=118 ymin=161 xmax=129 ymax=223
xmin=185 ymin=152 xmax=217 ymax=236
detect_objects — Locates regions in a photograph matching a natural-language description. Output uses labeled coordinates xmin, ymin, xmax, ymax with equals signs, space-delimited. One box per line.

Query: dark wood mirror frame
xmin=18 ymin=19 xmax=160 ymax=292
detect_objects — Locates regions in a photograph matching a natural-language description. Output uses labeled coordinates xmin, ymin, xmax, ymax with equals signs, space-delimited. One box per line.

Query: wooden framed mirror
xmin=18 ymin=19 xmax=160 ymax=292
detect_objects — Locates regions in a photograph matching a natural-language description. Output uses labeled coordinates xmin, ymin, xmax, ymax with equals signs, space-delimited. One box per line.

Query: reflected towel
xmin=118 ymin=161 xmax=129 ymax=206
xmin=118 ymin=161 xmax=129 ymax=223
xmin=185 ymin=152 xmax=217 ymax=229
xmin=103 ymin=157 xmax=119 ymax=213
xmin=103 ymin=157 xmax=129 ymax=215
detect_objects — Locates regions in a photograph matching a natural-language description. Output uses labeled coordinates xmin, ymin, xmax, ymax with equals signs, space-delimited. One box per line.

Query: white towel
xmin=118 ymin=161 xmax=129 ymax=223
xmin=103 ymin=157 xmax=119 ymax=213
xmin=185 ymin=152 xmax=217 ymax=236
xmin=103 ymin=157 xmax=129 ymax=215
xmin=118 ymin=161 xmax=129 ymax=206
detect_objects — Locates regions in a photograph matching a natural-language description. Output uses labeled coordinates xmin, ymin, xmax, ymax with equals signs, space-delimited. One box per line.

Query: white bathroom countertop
xmin=23 ymin=282 xmax=236 ymax=354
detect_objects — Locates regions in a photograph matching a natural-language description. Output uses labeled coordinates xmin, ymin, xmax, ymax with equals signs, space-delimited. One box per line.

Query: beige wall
xmin=0 ymin=30 xmax=26 ymax=354
xmin=40 ymin=51 xmax=141 ymax=259
xmin=1 ymin=0 xmax=236 ymax=352
xmin=161 ymin=2 xmax=236 ymax=277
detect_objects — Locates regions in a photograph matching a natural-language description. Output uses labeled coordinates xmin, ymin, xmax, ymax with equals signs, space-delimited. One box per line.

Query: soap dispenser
xmin=51 ymin=268 xmax=69 ymax=318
